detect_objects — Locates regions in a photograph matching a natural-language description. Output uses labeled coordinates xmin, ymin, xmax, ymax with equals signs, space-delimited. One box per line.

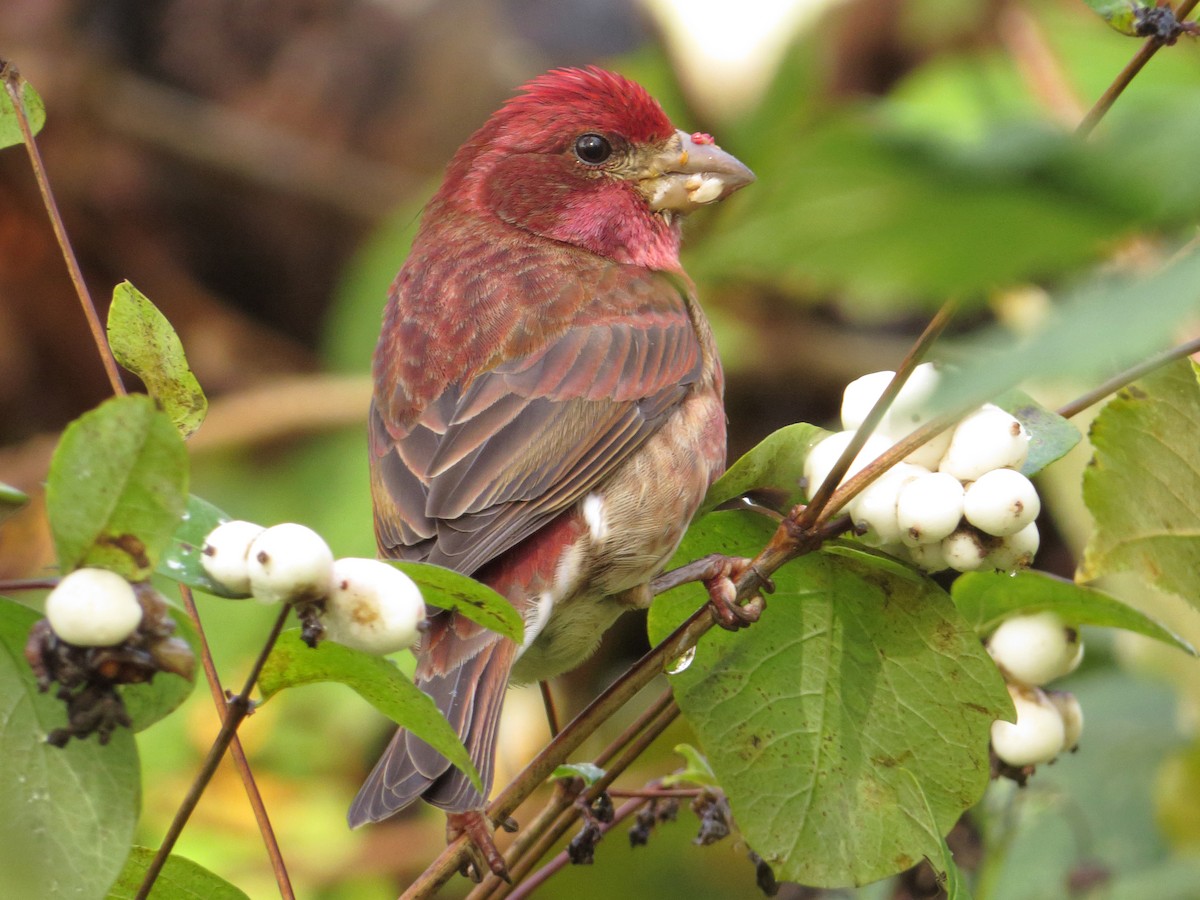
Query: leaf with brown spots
xmin=46 ymin=395 xmax=189 ymax=581
xmin=650 ymin=510 xmax=1010 ymax=887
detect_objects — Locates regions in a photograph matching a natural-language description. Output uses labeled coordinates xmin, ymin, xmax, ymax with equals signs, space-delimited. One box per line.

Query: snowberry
xmin=941 ymin=527 xmax=990 ymax=573
xmin=247 ymin=523 xmax=334 ymax=605
xmin=963 ymin=469 xmax=1040 ymax=537
xmin=1046 ymin=690 xmax=1084 ymax=751
xmin=984 ymin=522 xmax=1040 ymax=572
xmin=45 ymin=568 xmax=143 ymax=647
xmin=896 ymin=471 xmax=964 ymax=547
xmin=986 ymin=611 xmax=1083 ymax=687
xmin=803 ymin=431 xmax=893 ymax=500
xmin=322 ymin=558 xmax=427 ymax=655
xmin=907 ymin=539 xmax=949 ymax=573
xmin=884 ymin=363 xmax=941 ymax=433
xmin=939 ymin=404 xmax=1030 ymax=482
xmin=201 ymin=520 xmax=265 ymax=595
xmin=991 ymin=685 xmax=1066 ymax=767
xmin=841 ymin=370 xmax=896 ymax=432
xmin=847 ymin=462 xmax=927 ymax=545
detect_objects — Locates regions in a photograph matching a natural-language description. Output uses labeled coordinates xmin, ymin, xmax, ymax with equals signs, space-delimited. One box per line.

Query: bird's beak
xmin=639 ymin=129 xmax=755 ymax=215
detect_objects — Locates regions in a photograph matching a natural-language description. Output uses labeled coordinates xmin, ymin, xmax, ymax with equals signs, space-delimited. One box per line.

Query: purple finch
xmin=350 ymin=66 xmax=753 ymax=835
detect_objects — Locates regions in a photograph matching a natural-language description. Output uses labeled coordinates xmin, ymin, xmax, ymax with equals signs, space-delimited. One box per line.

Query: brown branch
xmin=471 ymin=688 xmax=680 ymax=899
xmin=136 ymin=603 xmax=292 ymax=900
xmin=496 ymin=698 xmax=681 ymax=900
xmin=799 ymin=297 xmax=960 ymax=529
xmin=1077 ymin=0 xmax=1200 ymax=138
xmin=179 ymin=586 xmax=295 ymax=899
xmin=1056 ymin=335 xmax=1200 ymax=419
xmin=0 ymin=61 xmax=126 ymax=396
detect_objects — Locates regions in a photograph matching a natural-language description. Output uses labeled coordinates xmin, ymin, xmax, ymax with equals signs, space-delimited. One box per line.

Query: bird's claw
xmin=702 ymin=556 xmax=765 ymax=631
xmin=447 ymin=810 xmax=511 ymax=883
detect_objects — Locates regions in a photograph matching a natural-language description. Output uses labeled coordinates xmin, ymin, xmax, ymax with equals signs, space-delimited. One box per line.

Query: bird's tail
xmin=347 ymin=635 xmax=517 ymax=824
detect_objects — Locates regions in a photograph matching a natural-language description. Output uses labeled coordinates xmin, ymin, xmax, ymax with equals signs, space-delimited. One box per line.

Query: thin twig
xmin=179 ymin=586 xmax=295 ymax=899
xmin=472 ymin=688 xmax=680 ymax=899
xmin=136 ymin=603 xmax=292 ymax=900
xmin=1076 ymin=0 xmax=1200 ymax=138
xmin=505 ymin=795 xmax=648 ymax=900
xmin=799 ymin=297 xmax=960 ymax=530
xmin=495 ymin=699 xmax=681 ymax=900
xmin=399 ymin=607 xmax=714 ymax=898
xmin=1056 ymin=335 xmax=1200 ymax=419
xmin=538 ymin=682 xmax=560 ymax=738
xmin=0 ymin=61 xmax=126 ymax=396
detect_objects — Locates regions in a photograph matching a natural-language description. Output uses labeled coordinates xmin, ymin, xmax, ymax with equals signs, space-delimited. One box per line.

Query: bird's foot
xmin=447 ymin=810 xmax=511 ymax=883
xmin=701 ymin=555 xmax=769 ymax=630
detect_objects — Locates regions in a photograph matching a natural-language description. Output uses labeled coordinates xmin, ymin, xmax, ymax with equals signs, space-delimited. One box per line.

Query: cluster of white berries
xmin=804 ymin=364 xmax=1041 ymax=573
xmin=986 ymin=611 xmax=1084 ymax=769
xmin=201 ymin=520 xmax=426 ymax=655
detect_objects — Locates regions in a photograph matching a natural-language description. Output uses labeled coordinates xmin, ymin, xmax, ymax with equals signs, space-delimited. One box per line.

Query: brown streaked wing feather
xmin=372 ymin=306 xmax=702 ymax=576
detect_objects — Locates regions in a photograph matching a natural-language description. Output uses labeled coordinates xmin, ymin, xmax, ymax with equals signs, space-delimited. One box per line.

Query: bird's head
xmin=440 ymin=67 xmax=754 ymax=269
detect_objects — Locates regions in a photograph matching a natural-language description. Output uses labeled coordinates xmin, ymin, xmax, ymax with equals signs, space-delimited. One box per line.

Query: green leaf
xmin=0 ymin=480 xmax=28 ymax=526
xmin=1079 ymin=360 xmax=1200 ymax=609
xmin=0 ymin=76 xmax=45 ymax=150
xmin=896 ymin=771 xmax=973 ymax=900
xmin=552 ymin=762 xmax=607 ymax=785
xmin=107 ymin=847 xmax=249 ymax=899
xmin=997 ymin=390 xmax=1081 ymax=476
xmin=953 ymin=570 xmax=1195 ymax=654
xmin=650 ymin=511 xmax=1011 ymax=887
xmin=933 ymin=257 xmax=1200 ymax=420
xmin=389 ymin=561 xmax=523 ymax=643
xmin=661 ymin=743 xmax=719 ymax=789
xmin=0 ymin=599 xmax=140 ymax=900
xmin=107 ymin=281 xmax=208 ymax=438
xmin=157 ymin=494 xmax=249 ymax=599
xmin=1079 ymin=0 xmax=1179 ymax=37
xmin=691 ymin=117 xmax=1130 ymax=307
xmin=700 ymin=422 xmax=831 ymax=516
xmin=46 ymin=394 xmax=189 ymax=581
xmin=258 ymin=630 xmax=481 ymax=792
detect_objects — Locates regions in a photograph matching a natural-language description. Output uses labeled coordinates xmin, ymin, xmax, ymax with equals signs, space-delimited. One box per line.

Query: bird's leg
xmin=650 ymin=553 xmax=771 ymax=629
xmin=447 ymin=810 xmax=511 ymax=883
xmin=700 ymin=555 xmax=769 ymax=630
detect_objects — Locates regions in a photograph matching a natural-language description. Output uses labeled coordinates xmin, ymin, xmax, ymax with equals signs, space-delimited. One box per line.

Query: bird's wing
xmin=370 ymin=283 xmax=703 ymax=576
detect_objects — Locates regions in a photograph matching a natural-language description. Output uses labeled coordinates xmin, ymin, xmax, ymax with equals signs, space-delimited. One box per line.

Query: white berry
xmin=991 ymin=685 xmax=1066 ymax=767
xmin=247 ymin=523 xmax=334 ymax=605
xmin=987 ymin=611 xmax=1083 ymax=687
xmin=1046 ymin=690 xmax=1084 ymax=751
xmin=984 ymin=522 xmax=1040 ymax=572
xmin=201 ymin=520 xmax=265 ymax=595
xmin=46 ymin=568 xmax=143 ymax=646
xmin=901 ymin=428 xmax=954 ymax=470
xmin=322 ymin=558 xmax=427 ymax=655
xmin=941 ymin=526 xmax=990 ymax=573
xmin=884 ymin=363 xmax=941 ymax=433
xmin=841 ymin=370 xmax=895 ymax=432
xmin=847 ymin=462 xmax=927 ymax=545
xmin=939 ymin=405 xmax=1030 ymax=482
xmin=907 ymin=539 xmax=949 ymax=573
xmin=963 ymin=469 xmax=1041 ymax=537
xmin=803 ymin=431 xmax=893 ymax=501
xmin=896 ymin=471 xmax=964 ymax=547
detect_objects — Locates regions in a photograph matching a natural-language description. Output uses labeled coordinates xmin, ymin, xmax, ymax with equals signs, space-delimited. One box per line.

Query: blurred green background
xmin=4 ymin=0 xmax=1200 ymax=897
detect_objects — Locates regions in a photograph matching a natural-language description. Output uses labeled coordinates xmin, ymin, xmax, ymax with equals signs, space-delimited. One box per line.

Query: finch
xmin=350 ymin=66 xmax=753 ymax=830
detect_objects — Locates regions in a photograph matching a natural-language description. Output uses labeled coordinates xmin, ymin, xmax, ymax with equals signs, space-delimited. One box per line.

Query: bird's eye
xmin=574 ymin=133 xmax=612 ymax=165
